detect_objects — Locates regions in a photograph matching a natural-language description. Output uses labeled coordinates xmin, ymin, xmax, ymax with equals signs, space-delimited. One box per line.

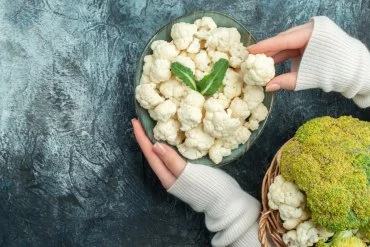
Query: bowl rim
xmin=134 ymin=11 xmax=275 ymax=167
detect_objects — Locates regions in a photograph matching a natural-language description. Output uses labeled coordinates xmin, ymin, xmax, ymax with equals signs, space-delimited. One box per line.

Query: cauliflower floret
xmin=194 ymin=16 xmax=217 ymax=40
xmin=220 ymin=125 xmax=251 ymax=149
xmin=203 ymin=98 xmax=241 ymax=138
xmin=212 ymin=93 xmax=231 ymax=109
xmin=268 ymin=175 xmax=306 ymax=210
xmin=153 ymin=119 xmax=184 ymax=146
xmin=173 ymin=55 xmax=196 ymax=74
xmin=209 ymin=141 xmax=231 ymax=164
xmin=240 ymin=54 xmax=275 ymax=86
xmin=171 ymin=22 xmax=197 ymax=50
xmin=148 ymin=99 xmax=177 ymax=122
xmin=140 ymin=74 xmax=151 ymax=84
xmin=206 ymin=27 xmax=241 ymax=53
xmin=209 ymin=50 xmax=229 ymax=64
xmin=229 ymin=97 xmax=250 ymax=119
xmin=159 ymin=78 xmax=187 ymax=100
xmin=177 ymin=91 xmax=205 ymax=131
xmin=244 ymin=119 xmax=259 ymax=131
xmin=135 ymin=83 xmax=165 ymax=109
xmin=194 ymin=50 xmax=211 ymax=72
xmin=150 ymin=59 xmax=171 ymax=82
xmin=195 ymin=70 xmax=207 ymax=81
xmin=177 ymin=144 xmax=207 ymax=160
xmin=243 ymin=85 xmax=265 ymax=110
xmin=151 ymin=40 xmax=180 ymax=60
xmin=283 ymin=220 xmax=320 ymax=247
xmin=187 ymin=38 xmax=201 ymax=54
xmin=223 ymin=69 xmax=243 ymax=99
xmin=181 ymin=125 xmax=215 ymax=152
xmin=143 ymin=55 xmax=154 ymax=76
xmin=229 ymin=43 xmax=249 ymax=68
xmin=251 ymin=103 xmax=268 ymax=122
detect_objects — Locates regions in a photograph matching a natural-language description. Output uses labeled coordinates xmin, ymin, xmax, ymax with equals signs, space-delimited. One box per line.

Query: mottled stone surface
xmin=0 ymin=0 xmax=369 ymax=246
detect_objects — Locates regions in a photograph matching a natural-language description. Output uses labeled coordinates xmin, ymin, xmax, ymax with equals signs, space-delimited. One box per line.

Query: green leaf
xmin=171 ymin=62 xmax=197 ymax=91
xmin=197 ymin=59 xmax=229 ymax=96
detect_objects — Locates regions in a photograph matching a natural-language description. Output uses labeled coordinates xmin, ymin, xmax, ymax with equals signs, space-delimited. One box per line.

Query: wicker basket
xmin=258 ymin=141 xmax=291 ymax=247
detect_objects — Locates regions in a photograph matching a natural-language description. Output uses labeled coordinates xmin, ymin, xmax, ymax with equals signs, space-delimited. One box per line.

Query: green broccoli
xmin=316 ymin=230 xmax=367 ymax=247
xmin=280 ymin=116 xmax=370 ymax=236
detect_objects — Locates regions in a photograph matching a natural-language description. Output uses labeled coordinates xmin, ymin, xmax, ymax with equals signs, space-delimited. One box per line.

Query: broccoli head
xmin=280 ymin=116 xmax=370 ymax=234
xmin=316 ymin=230 xmax=367 ymax=247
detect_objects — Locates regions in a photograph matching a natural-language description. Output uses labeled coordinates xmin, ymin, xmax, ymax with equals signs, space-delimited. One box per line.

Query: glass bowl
xmin=134 ymin=11 xmax=274 ymax=167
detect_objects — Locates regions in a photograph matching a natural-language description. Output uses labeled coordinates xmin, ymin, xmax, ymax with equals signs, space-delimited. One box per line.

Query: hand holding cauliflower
xmin=135 ymin=16 xmax=276 ymax=164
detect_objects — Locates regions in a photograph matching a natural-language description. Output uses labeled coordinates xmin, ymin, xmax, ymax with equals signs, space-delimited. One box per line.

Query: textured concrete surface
xmin=0 ymin=0 xmax=369 ymax=246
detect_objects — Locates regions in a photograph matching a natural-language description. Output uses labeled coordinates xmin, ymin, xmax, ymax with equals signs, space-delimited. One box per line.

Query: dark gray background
xmin=0 ymin=0 xmax=369 ymax=246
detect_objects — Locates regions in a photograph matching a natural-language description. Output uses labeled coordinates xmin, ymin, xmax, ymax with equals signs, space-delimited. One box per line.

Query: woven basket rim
xmin=258 ymin=139 xmax=293 ymax=247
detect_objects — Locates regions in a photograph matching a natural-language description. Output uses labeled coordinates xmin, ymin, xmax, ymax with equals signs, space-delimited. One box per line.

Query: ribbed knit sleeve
xmin=167 ymin=162 xmax=261 ymax=247
xmin=296 ymin=16 xmax=370 ymax=108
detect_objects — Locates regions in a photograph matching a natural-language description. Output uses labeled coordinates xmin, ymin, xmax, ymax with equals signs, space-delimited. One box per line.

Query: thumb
xmin=153 ymin=142 xmax=186 ymax=178
xmin=265 ymin=72 xmax=297 ymax=92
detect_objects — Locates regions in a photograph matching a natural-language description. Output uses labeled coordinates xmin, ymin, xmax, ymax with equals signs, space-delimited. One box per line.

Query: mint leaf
xmin=171 ymin=62 xmax=197 ymax=91
xmin=197 ymin=59 xmax=229 ymax=96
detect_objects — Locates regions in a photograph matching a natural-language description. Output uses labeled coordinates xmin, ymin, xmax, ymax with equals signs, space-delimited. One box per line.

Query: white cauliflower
xmin=209 ymin=141 xmax=231 ymax=164
xmin=223 ymin=69 xmax=243 ymax=99
xmin=209 ymin=50 xmax=229 ymax=64
xmin=153 ymin=119 xmax=184 ymax=146
xmin=229 ymin=97 xmax=250 ymax=119
xmin=177 ymin=91 xmax=205 ymax=131
xmin=159 ymin=78 xmax=187 ymax=100
xmin=212 ymin=93 xmax=231 ymax=109
xmin=268 ymin=175 xmax=306 ymax=210
xmin=240 ymin=54 xmax=275 ymax=86
xmin=187 ymin=38 xmax=201 ymax=54
xmin=242 ymin=85 xmax=265 ymax=110
xmin=194 ymin=50 xmax=210 ymax=72
xmin=229 ymin=43 xmax=249 ymax=68
xmin=177 ymin=125 xmax=214 ymax=159
xmin=244 ymin=119 xmax=259 ymax=131
xmin=173 ymin=56 xmax=196 ymax=73
xmin=171 ymin=22 xmax=198 ymax=50
xmin=150 ymin=59 xmax=171 ymax=82
xmin=194 ymin=16 xmax=217 ymax=40
xmin=148 ymin=99 xmax=177 ymax=122
xmin=151 ymin=40 xmax=179 ymax=60
xmin=142 ymin=55 xmax=154 ymax=76
xmin=195 ymin=70 xmax=207 ymax=81
xmin=140 ymin=74 xmax=151 ymax=84
xmin=180 ymin=125 xmax=215 ymax=153
xmin=135 ymin=83 xmax=165 ymax=110
xmin=220 ymin=125 xmax=251 ymax=149
xmin=203 ymin=98 xmax=241 ymax=138
xmin=283 ymin=220 xmax=320 ymax=247
xmin=206 ymin=27 xmax=241 ymax=53
xmin=251 ymin=103 xmax=268 ymax=122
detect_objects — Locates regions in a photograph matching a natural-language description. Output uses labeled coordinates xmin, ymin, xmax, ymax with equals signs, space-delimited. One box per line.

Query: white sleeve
xmin=167 ymin=162 xmax=261 ymax=247
xmin=295 ymin=16 xmax=370 ymax=108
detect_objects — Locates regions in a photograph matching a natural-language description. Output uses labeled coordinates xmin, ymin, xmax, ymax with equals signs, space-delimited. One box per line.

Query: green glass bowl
xmin=134 ymin=11 xmax=274 ymax=167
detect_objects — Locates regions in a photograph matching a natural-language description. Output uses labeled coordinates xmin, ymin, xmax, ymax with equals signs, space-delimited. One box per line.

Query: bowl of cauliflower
xmin=135 ymin=11 xmax=275 ymax=166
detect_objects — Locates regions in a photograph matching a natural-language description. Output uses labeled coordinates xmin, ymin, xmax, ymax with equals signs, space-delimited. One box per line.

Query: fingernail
xmin=153 ymin=142 xmax=166 ymax=155
xmin=266 ymin=84 xmax=281 ymax=92
xmin=247 ymin=44 xmax=255 ymax=49
xmin=131 ymin=119 xmax=136 ymax=125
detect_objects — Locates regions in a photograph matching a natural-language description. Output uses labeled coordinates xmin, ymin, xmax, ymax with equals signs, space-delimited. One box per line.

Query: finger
xmin=278 ymin=22 xmax=311 ymax=35
xmin=272 ymin=49 xmax=301 ymax=64
xmin=132 ymin=119 xmax=176 ymax=188
xmin=248 ymin=24 xmax=312 ymax=54
xmin=153 ymin=142 xmax=186 ymax=178
xmin=265 ymin=72 xmax=297 ymax=91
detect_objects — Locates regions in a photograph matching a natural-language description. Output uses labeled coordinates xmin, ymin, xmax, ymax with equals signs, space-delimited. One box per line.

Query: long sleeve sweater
xmin=167 ymin=16 xmax=370 ymax=247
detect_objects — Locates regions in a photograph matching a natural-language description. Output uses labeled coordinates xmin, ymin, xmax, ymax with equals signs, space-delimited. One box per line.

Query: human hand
xmin=132 ymin=119 xmax=186 ymax=189
xmin=248 ymin=22 xmax=314 ymax=92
